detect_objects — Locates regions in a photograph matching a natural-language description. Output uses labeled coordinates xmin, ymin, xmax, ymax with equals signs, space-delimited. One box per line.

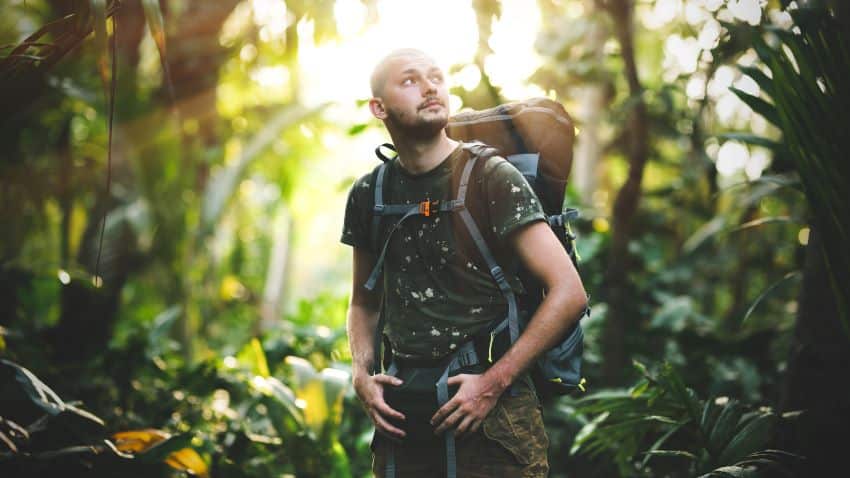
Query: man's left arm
xmin=431 ymin=220 xmax=588 ymax=436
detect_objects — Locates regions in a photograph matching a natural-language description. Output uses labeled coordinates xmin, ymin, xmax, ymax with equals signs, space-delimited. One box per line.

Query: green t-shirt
xmin=341 ymin=143 xmax=545 ymax=360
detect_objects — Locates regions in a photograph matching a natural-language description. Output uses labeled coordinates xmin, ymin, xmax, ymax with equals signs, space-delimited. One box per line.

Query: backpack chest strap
xmin=364 ymin=155 xmax=474 ymax=292
xmin=373 ymin=199 xmax=464 ymax=216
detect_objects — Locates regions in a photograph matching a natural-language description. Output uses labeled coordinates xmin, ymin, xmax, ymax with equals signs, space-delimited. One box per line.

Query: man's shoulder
xmin=349 ymin=166 xmax=382 ymax=195
xmin=478 ymin=153 xmax=525 ymax=184
xmin=344 ymin=169 xmax=379 ymax=214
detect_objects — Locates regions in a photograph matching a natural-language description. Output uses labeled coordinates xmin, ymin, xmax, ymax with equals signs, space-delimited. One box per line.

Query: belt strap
xmin=383 ymin=361 xmax=399 ymax=478
xmin=435 ymin=340 xmax=480 ymax=478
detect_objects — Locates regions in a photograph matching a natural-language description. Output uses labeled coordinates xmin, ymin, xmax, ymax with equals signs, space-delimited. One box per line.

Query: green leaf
xmin=715 ymin=133 xmax=782 ymax=151
xmin=629 ymin=379 xmax=650 ymax=398
xmin=570 ymin=411 xmax=609 ymax=455
xmin=698 ymin=465 xmax=759 ymax=478
xmin=147 ymin=305 xmax=181 ymax=355
xmin=1 ymin=359 xmax=66 ymax=415
xmin=201 ymin=105 xmax=324 ymax=233
xmin=737 ymin=65 xmax=774 ymax=98
xmin=251 ymin=338 xmax=270 ymax=378
xmin=641 ymin=449 xmax=697 ymax=460
xmin=729 ymin=87 xmax=781 ymax=126
xmin=631 ymin=360 xmax=651 ymax=380
xmin=708 ymin=400 xmax=743 ymax=455
xmin=263 ymin=376 xmax=305 ymax=428
xmin=717 ymin=413 xmax=778 ymax=466
xmin=728 ymin=216 xmax=797 ymax=234
xmin=659 ymin=363 xmax=701 ymax=424
xmin=683 ymin=216 xmax=727 ymax=254
xmin=640 ymin=421 xmax=689 ymax=467
xmin=741 ymin=271 xmax=801 ymax=323
xmin=319 ymin=367 xmax=350 ymax=429
xmin=701 ymin=398 xmax=722 ymax=440
xmin=347 ymin=123 xmax=369 ymax=135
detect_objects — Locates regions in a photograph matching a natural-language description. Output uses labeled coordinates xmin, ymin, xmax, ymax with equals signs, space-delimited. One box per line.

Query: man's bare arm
xmin=483 ymin=220 xmax=588 ymax=390
xmin=347 ymin=246 xmax=407 ymax=439
xmin=347 ymin=246 xmax=381 ymax=379
xmin=432 ymin=220 xmax=587 ymax=436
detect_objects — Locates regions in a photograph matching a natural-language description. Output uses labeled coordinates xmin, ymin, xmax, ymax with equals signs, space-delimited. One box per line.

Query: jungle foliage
xmin=1 ymin=0 xmax=847 ymax=477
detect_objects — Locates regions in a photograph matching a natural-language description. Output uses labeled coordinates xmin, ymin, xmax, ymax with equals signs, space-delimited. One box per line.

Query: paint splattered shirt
xmin=341 ymin=144 xmax=545 ymax=359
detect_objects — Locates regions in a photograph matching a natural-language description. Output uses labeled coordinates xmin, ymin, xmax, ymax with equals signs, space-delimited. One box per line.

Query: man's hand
xmin=430 ymin=373 xmax=505 ymax=438
xmin=354 ymin=373 xmax=407 ymax=441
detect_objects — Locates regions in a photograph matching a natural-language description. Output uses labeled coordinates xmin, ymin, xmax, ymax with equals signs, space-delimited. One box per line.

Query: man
xmin=342 ymin=48 xmax=587 ymax=477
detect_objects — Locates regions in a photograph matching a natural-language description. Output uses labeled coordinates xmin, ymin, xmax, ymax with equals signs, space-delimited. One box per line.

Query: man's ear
xmin=369 ymin=98 xmax=388 ymax=120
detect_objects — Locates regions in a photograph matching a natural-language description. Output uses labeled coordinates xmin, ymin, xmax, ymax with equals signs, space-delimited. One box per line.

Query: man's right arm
xmin=347 ymin=246 xmax=407 ymax=439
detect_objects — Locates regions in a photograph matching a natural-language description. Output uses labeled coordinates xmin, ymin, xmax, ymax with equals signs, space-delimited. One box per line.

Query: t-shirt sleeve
xmin=484 ymin=158 xmax=546 ymax=242
xmin=340 ymin=174 xmax=374 ymax=251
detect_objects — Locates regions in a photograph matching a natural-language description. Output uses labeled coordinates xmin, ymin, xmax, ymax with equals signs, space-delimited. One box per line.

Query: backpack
xmin=365 ymin=98 xmax=589 ymax=478
xmin=445 ymin=97 xmax=590 ymax=399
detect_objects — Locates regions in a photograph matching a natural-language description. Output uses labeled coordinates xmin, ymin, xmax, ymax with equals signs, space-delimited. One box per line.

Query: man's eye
xmin=402 ymin=78 xmax=414 ymax=85
xmin=430 ymin=75 xmax=443 ymax=83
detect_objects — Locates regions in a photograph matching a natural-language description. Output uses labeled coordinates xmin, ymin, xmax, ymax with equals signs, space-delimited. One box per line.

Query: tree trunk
xmin=161 ymin=0 xmax=240 ymax=362
xmin=572 ymin=10 xmax=607 ymax=203
xmin=49 ymin=4 xmax=146 ymax=364
xmin=600 ymin=0 xmax=650 ymax=385
xmin=777 ymin=225 xmax=850 ymax=475
xmin=258 ymin=208 xmax=294 ymax=335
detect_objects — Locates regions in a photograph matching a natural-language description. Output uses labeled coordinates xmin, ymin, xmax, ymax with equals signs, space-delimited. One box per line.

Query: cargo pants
xmin=371 ymin=379 xmax=549 ymax=477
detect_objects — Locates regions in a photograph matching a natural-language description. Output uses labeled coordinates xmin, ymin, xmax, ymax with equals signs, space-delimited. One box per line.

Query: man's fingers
xmin=434 ymin=406 xmax=465 ymax=435
xmin=373 ymin=399 xmax=405 ymax=420
xmin=455 ymin=414 xmax=476 ymax=438
xmin=372 ymin=411 xmax=406 ymax=439
xmin=470 ymin=418 xmax=483 ymax=434
xmin=430 ymin=397 xmax=458 ymax=426
xmin=373 ymin=374 xmax=403 ymax=386
xmin=446 ymin=374 xmax=466 ymax=387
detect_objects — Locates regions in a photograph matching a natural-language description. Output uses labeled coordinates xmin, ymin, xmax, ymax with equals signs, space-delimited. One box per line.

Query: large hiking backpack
xmin=446 ymin=97 xmax=590 ymax=398
xmin=366 ymin=98 xmax=589 ymax=478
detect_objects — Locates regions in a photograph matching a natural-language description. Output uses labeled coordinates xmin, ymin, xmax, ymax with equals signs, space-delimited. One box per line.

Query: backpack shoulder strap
xmin=369 ymin=161 xmax=389 ymax=251
xmin=454 ymin=143 xmax=520 ymax=346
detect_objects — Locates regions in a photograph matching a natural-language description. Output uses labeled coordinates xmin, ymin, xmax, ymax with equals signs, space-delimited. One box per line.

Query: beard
xmin=385 ymin=103 xmax=449 ymax=139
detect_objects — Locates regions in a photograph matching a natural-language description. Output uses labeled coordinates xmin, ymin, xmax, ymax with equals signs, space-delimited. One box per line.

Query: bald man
xmin=342 ymin=48 xmax=587 ymax=477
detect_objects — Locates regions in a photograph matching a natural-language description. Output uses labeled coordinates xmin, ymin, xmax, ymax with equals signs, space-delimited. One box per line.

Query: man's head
xmin=369 ymin=48 xmax=451 ymax=139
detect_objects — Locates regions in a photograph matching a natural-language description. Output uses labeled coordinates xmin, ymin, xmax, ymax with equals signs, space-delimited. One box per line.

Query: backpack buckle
xmin=419 ymin=200 xmax=438 ymax=217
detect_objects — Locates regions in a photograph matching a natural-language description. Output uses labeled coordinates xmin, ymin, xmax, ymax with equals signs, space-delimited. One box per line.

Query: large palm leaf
xmin=729 ymin=4 xmax=850 ymax=335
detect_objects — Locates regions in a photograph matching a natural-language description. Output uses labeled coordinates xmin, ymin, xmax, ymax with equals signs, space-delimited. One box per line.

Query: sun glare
xmin=297 ymin=0 xmax=481 ymax=109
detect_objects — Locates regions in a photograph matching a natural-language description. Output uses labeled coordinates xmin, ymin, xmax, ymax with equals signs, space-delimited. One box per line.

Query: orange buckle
xmin=419 ymin=200 xmax=431 ymax=217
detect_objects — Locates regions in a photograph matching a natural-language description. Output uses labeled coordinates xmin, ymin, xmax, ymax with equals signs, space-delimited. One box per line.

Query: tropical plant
xmin=727 ymin=1 xmax=849 ymax=331
xmin=723 ymin=4 xmax=850 ymax=473
xmin=569 ymin=361 xmax=803 ymax=477
xmin=0 ymin=358 xmax=207 ymax=477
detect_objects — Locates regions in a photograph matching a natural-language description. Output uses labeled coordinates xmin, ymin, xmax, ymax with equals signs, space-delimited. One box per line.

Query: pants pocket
xmin=481 ymin=391 xmax=549 ymax=467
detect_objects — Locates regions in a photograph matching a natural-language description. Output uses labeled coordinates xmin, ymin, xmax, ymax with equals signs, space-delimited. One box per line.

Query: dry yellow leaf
xmin=112 ymin=428 xmax=170 ymax=453
xmin=113 ymin=429 xmax=209 ymax=478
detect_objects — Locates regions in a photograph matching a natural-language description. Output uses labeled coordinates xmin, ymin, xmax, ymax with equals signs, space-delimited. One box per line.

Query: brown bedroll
xmin=446 ymin=97 xmax=576 ymax=215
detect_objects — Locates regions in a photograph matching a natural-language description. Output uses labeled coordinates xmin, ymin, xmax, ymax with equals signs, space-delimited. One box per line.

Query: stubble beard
xmin=386 ymin=105 xmax=448 ymax=140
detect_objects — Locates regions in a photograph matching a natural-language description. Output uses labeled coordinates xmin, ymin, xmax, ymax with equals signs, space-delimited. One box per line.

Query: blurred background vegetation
xmin=1 ymin=0 xmax=847 ymax=476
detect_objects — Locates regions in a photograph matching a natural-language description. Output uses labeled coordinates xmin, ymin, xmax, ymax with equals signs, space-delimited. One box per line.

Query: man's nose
xmin=421 ymin=78 xmax=437 ymax=95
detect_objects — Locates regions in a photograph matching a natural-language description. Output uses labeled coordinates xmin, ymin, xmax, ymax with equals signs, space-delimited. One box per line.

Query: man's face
xmin=373 ymin=54 xmax=450 ymax=137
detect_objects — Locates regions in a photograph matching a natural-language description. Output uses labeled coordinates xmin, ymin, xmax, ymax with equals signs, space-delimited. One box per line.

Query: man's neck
xmin=389 ymin=130 xmax=459 ymax=175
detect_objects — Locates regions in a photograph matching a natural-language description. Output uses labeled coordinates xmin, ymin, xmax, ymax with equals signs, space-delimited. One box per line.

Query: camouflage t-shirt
xmin=341 ymin=143 xmax=545 ymax=359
